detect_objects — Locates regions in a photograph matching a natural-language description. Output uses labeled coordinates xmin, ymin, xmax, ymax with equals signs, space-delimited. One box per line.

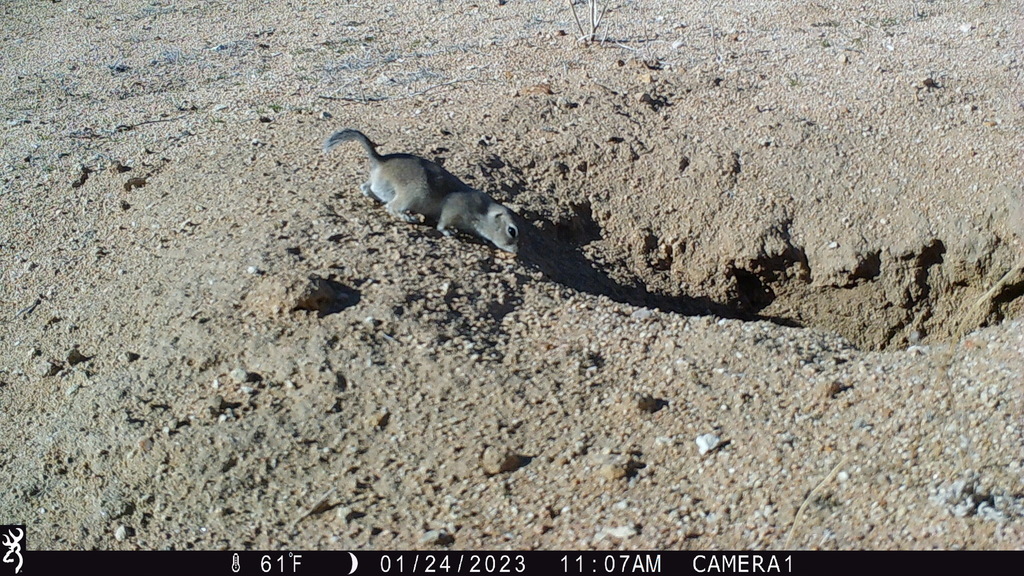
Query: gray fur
xmin=324 ymin=129 xmax=519 ymax=253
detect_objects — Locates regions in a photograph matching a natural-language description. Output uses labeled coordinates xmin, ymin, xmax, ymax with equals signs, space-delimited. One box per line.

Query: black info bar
xmin=15 ymin=550 xmax=1020 ymax=576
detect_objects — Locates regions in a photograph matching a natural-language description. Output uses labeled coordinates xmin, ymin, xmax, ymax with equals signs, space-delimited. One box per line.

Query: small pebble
xmin=696 ymin=434 xmax=722 ymax=455
xmin=36 ymin=360 xmax=60 ymax=377
xmin=67 ymin=347 xmax=89 ymax=365
xmin=636 ymin=394 xmax=660 ymax=413
xmin=230 ymin=368 xmax=260 ymax=383
xmin=481 ymin=446 xmax=526 ymax=476
xmin=596 ymin=525 xmax=637 ymax=540
xmin=418 ymin=529 xmax=454 ymax=546
xmin=631 ymin=308 xmax=653 ymax=321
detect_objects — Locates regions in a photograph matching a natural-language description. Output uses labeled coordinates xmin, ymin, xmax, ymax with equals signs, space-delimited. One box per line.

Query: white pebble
xmin=631 ymin=308 xmax=653 ymax=320
xmin=596 ymin=525 xmax=637 ymax=540
xmin=696 ymin=434 xmax=722 ymax=455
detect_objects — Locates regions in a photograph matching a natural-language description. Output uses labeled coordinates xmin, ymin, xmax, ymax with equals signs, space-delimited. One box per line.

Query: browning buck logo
xmin=1 ymin=527 xmax=23 ymax=575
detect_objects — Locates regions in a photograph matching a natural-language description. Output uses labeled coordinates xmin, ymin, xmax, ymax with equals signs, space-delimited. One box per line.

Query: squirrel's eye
xmin=507 ymin=226 xmax=517 ymax=239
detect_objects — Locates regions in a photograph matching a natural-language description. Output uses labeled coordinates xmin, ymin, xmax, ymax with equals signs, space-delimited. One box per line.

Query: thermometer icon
xmin=232 ymin=553 xmax=240 ymax=573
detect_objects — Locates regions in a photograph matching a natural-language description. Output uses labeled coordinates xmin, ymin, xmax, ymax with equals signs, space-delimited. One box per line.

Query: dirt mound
xmin=428 ymin=71 xmax=1023 ymax=350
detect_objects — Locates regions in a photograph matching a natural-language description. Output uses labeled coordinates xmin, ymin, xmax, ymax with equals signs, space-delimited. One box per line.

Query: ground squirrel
xmin=323 ymin=129 xmax=520 ymax=254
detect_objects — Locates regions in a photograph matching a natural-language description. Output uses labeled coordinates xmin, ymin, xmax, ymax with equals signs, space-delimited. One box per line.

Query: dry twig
xmin=568 ymin=0 xmax=610 ymax=43
xmin=784 ymin=457 xmax=847 ymax=549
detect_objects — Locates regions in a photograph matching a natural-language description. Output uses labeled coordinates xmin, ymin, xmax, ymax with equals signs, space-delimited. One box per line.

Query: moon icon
xmin=348 ymin=552 xmax=359 ymax=574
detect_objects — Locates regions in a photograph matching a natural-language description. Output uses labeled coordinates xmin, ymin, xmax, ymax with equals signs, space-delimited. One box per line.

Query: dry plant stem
xmin=568 ymin=0 xmax=609 ymax=43
xmin=784 ymin=457 xmax=847 ymax=550
xmin=950 ymin=256 xmax=1024 ymax=339
xmin=592 ymin=0 xmax=608 ymax=37
xmin=972 ymin=258 xmax=1024 ymax=314
xmin=291 ymin=487 xmax=336 ymax=528
xmin=568 ymin=0 xmax=586 ymax=40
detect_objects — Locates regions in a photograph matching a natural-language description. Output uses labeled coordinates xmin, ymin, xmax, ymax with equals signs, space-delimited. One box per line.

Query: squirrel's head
xmin=487 ymin=205 xmax=519 ymax=254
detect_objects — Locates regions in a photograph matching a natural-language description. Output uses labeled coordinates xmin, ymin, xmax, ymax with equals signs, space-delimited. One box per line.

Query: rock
xmin=36 ymin=360 xmax=60 ymax=377
xmin=635 ymin=393 xmax=661 ymax=413
xmin=107 ymin=160 xmax=131 ymax=174
xmin=336 ymin=507 xmax=364 ymax=522
xmin=122 ymin=351 xmax=140 ymax=363
xmin=101 ymin=495 xmax=134 ymax=520
xmin=822 ymin=380 xmax=846 ymax=399
xmin=114 ymin=525 xmax=127 ymax=541
xmin=220 ymin=455 xmax=238 ymax=473
xmin=418 ymin=529 xmax=454 ymax=546
xmin=695 ymin=434 xmax=722 ymax=455
xmin=71 ymin=165 xmax=92 ymax=188
xmin=593 ymin=454 xmax=642 ymax=480
xmin=481 ymin=446 xmax=526 ymax=476
xmin=67 ymin=347 xmax=89 ymax=366
xmin=123 ymin=177 xmax=147 ymax=191
xmin=245 ymin=273 xmax=358 ymax=317
xmin=596 ymin=524 xmax=638 ymax=540
xmin=518 ymin=83 xmax=553 ymax=96
xmin=630 ymin=308 xmax=653 ymax=321
xmin=368 ymin=409 xmax=391 ymax=430
xmin=598 ymin=462 xmax=628 ymax=480
xmin=208 ymin=395 xmax=227 ymax=416
xmin=230 ymin=368 xmax=253 ymax=383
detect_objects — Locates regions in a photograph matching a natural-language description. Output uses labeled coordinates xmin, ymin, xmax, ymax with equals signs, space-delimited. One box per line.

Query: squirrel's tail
xmin=323 ymin=129 xmax=382 ymax=162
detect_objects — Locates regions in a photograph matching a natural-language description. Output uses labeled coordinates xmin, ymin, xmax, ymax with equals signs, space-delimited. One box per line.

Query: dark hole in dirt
xmin=553 ymin=201 xmax=602 ymax=245
xmin=995 ymin=279 xmax=1024 ymax=308
xmin=732 ymin=268 xmax=776 ymax=313
xmin=851 ymin=251 xmax=882 ymax=283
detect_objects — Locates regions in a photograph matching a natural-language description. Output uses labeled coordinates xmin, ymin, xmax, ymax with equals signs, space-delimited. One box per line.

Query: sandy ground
xmin=2 ymin=0 xmax=1022 ymax=551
